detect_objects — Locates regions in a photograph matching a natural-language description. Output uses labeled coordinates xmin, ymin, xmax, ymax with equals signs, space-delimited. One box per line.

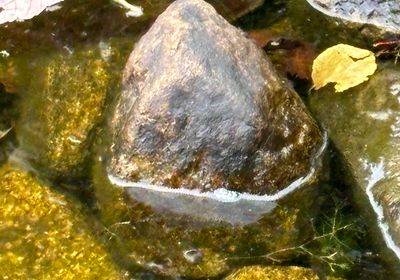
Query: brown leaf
xmin=247 ymin=30 xmax=275 ymax=48
xmin=285 ymin=42 xmax=316 ymax=80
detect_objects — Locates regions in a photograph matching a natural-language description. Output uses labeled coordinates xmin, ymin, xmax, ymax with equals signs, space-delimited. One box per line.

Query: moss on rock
xmin=0 ymin=164 xmax=126 ymax=279
xmin=92 ymin=157 xmax=321 ymax=278
xmin=17 ymin=47 xmax=111 ymax=178
xmin=225 ymin=265 xmax=319 ymax=280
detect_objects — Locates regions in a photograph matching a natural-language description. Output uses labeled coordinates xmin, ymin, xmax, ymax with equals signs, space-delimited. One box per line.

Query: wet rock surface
xmin=305 ymin=0 xmax=400 ymax=37
xmin=0 ymin=164 xmax=126 ymax=279
xmin=308 ymin=63 xmax=400 ymax=276
xmin=210 ymin=0 xmax=264 ymax=21
xmin=225 ymin=265 xmax=320 ymax=280
xmin=16 ymin=46 xmax=113 ymax=179
xmin=0 ymin=0 xmax=263 ymax=57
xmin=94 ymin=157 xmax=321 ymax=278
xmin=109 ymin=0 xmax=323 ymax=195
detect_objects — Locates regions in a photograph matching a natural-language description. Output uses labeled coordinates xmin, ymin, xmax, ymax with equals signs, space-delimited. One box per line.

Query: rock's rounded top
xmin=109 ymin=0 xmax=323 ymax=195
xmin=305 ymin=0 xmax=400 ymax=34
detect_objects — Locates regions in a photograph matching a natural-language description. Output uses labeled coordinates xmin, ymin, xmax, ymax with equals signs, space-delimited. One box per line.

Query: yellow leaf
xmin=311 ymin=44 xmax=377 ymax=92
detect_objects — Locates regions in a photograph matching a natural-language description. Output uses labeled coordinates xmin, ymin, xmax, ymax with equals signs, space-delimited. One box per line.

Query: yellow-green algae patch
xmin=17 ymin=47 xmax=111 ymax=178
xmin=0 ymin=164 xmax=126 ymax=279
xmin=225 ymin=265 xmax=319 ymax=280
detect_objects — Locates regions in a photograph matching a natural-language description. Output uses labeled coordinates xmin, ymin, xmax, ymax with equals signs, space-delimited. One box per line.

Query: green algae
xmin=0 ymin=164 xmax=126 ymax=279
xmin=14 ymin=38 xmax=136 ymax=180
xmin=225 ymin=265 xmax=320 ymax=280
xmin=92 ymin=156 xmax=322 ymax=278
xmin=16 ymin=48 xmax=111 ymax=178
xmin=308 ymin=63 xmax=400 ymax=277
xmin=237 ymin=0 xmax=369 ymax=61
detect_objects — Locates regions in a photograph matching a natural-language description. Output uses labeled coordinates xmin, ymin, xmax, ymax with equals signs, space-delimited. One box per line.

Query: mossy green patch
xmin=17 ymin=47 xmax=111 ymax=178
xmin=92 ymin=158 xmax=321 ymax=278
xmin=225 ymin=265 xmax=319 ymax=280
xmin=0 ymin=164 xmax=126 ymax=279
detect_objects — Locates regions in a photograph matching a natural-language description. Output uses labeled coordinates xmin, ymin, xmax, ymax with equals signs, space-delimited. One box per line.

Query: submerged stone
xmin=209 ymin=0 xmax=264 ymax=21
xmin=308 ymin=63 xmax=400 ymax=276
xmin=305 ymin=0 xmax=400 ymax=37
xmin=0 ymin=0 xmax=263 ymax=57
xmin=225 ymin=265 xmax=320 ymax=280
xmin=94 ymin=158 xmax=322 ymax=278
xmin=108 ymin=0 xmax=324 ymax=196
xmin=0 ymin=164 xmax=125 ymax=279
xmin=16 ymin=47 xmax=111 ymax=178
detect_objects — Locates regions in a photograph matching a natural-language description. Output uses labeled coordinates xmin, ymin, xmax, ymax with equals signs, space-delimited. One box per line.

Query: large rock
xmin=0 ymin=164 xmax=126 ymax=279
xmin=305 ymin=0 xmax=400 ymax=38
xmin=95 ymin=0 xmax=326 ymax=278
xmin=308 ymin=63 xmax=400 ymax=277
xmin=108 ymin=0 xmax=324 ymax=196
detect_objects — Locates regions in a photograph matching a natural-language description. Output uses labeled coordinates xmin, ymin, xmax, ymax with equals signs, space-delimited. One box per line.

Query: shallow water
xmin=0 ymin=0 xmax=397 ymax=279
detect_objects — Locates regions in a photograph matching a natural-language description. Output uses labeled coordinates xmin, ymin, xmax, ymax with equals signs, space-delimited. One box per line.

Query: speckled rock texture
xmin=225 ymin=265 xmax=320 ymax=280
xmin=0 ymin=164 xmax=126 ymax=279
xmin=16 ymin=47 xmax=111 ymax=179
xmin=108 ymin=0 xmax=323 ymax=195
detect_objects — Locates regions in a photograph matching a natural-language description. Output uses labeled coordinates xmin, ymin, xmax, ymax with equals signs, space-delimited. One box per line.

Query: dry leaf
xmin=0 ymin=0 xmax=63 ymax=25
xmin=312 ymin=44 xmax=377 ymax=92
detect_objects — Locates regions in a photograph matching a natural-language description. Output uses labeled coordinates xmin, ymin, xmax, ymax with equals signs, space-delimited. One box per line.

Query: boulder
xmin=108 ymin=0 xmax=324 ymax=196
xmin=305 ymin=0 xmax=400 ymax=38
xmin=0 ymin=164 xmax=126 ymax=279
xmin=308 ymin=63 xmax=400 ymax=277
xmin=95 ymin=0 xmax=326 ymax=278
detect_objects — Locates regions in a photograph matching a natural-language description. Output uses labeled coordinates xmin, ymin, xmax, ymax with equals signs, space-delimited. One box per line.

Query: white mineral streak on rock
xmin=112 ymin=0 xmax=143 ymax=17
xmin=364 ymin=159 xmax=400 ymax=260
xmin=0 ymin=0 xmax=64 ymax=24
xmin=109 ymin=132 xmax=327 ymax=203
xmin=108 ymin=134 xmax=326 ymax=225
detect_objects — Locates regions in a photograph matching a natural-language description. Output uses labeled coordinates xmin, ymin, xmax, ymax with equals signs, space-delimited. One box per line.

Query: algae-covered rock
xmin=0 ymin=164 xmax=125 ymax=279
xmin=109 ymin=0 xmax=324 ymax=195
xmin=93 ymin=155 xmax=323 ymax=278
xmin=209 ymin=0 xmax=264 ymax=21
xmin=308 ymin=63 xmax=400 ymax=277
xmin=16 ymin=47 xmax=111 ymax=178
xmin=0 ymin=54 xmax=17 ymax=93
xmin=0 ymin=0 xmax=263 ymax=57
xmin=225 ymin=265 xmax=319 ymax=280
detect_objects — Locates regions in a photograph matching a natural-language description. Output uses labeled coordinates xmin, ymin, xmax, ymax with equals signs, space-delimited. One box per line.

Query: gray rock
xmin=305 ymin=0 xmax=400 ymax=37
xmin=108 ymin=0 xmax=324 ymax=196
xmin=309 ymin=63 xmax=400 ymax=276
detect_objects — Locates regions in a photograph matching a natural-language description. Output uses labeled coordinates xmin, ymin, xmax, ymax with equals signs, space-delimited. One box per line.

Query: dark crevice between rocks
xmin=310 ymin=143 xmax=393 ymax=279
xmin=0 ymin=84 xmax=18 ymax=166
